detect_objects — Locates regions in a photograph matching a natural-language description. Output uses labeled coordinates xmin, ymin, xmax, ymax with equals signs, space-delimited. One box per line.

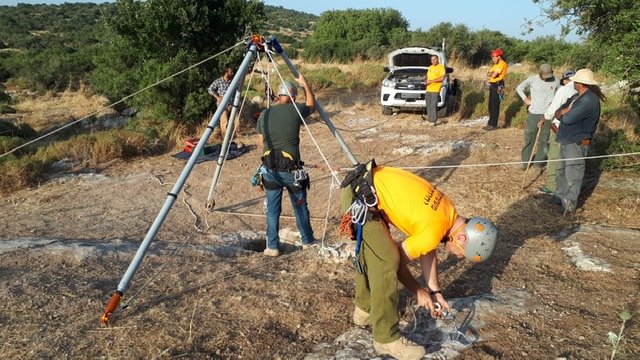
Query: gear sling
xmin=339 ymin=159 xmax=379 ymax=274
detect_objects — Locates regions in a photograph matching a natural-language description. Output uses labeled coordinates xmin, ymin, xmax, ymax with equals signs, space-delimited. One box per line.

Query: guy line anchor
xmin=100 ymin=34 xmax=359 ymax=325
xmin=410 ymin=301 xmax=475 ymax=345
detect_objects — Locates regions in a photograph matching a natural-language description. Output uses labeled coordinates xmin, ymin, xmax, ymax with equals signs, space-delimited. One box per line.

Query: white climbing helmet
xmin=278 ymin=80 xmax=297 ymax=97
xmin=464 ymin=217 xmax=498 ymax=263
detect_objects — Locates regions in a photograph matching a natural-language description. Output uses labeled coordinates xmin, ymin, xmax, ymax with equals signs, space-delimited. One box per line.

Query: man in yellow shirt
xmin=340 ymin=166 xmax=498 ymax=360
xmin=486 ymin=48 xmax=508 ymax=130
xmin=425 ymin=54 xmax=446 ymax=126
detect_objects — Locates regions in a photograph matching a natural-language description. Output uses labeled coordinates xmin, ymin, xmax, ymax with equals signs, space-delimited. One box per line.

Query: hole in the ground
xmin=241 ymin=239 xmax=266 ymax=252
xmin=239 ymin=239 xmax=300 ymax=254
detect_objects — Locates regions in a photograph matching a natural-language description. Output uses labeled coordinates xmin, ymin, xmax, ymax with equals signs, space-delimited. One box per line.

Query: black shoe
xmin=483 ymin=125 xmax=497 ymax=131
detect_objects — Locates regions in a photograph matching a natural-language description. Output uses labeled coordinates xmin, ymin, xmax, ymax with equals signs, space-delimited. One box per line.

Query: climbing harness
xmin=259 ymin=150 xmax=310 ymax=192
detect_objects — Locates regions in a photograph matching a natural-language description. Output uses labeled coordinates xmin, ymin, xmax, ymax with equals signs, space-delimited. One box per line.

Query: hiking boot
xmin=561 ymin=198 xmax=576 ymax=215
xmin=537 ymin=186 xmax=554 ymax=195
xmin=483 ymin=125 xmax=497 ymax=131
xmin=373 ymin=337 xmax=426 ymax=360
xmin=263 ymin=248 xmax=280 ymax=257
xmin=353 ymin=306 xmax=370 ymax=326
xmin=301 ymin=241 xmax=316 ymax=250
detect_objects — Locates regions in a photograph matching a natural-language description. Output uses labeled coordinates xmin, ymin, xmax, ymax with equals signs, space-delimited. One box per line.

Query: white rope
xmin=0 ymin=40 xmax=246 ymax=160
xmin=367 ymin=151 xmax=640 ymax=171
xmin=264 ymin=50 xmax=341 ymax=185
xmin=318 ymin=172 xmax=341 ymax=251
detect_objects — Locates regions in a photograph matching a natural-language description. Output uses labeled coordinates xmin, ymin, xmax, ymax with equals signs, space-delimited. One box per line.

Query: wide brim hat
xmin=569 ymin=69 xmax=598 ymax=85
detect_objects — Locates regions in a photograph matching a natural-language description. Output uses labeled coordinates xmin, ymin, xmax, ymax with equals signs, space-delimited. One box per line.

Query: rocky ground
xmin=1 ymin=91 xmax=639 ymax=359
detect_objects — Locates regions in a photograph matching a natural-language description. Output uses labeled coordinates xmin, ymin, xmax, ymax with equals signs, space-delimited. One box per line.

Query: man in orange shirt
xmin=340 ymin=166 xmax=498 ymax=359
xmin=486 ymin=48 xmax=508 ymax=130
xmin=425 ymin=54 xmax=446 ymax=126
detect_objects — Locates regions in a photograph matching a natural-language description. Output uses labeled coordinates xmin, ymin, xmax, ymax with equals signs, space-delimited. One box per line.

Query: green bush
xmin=0 ymin=136 xmax=24 ymax=155
xmin=0 ymin=104 xmax=16 ymax=114
xmin=0 ymin=120 xmax=36 ymax=138
xmin=0 ymin=89 xmax=11 ymax=103
xmin=600 ymin=129 xmax=640 ymax=171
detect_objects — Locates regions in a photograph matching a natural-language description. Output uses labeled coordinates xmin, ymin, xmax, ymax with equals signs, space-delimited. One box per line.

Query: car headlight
xmin=382 ymin=79 xmax=395 ymax=88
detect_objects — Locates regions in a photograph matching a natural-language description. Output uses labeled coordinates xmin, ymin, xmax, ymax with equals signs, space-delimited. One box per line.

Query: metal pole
xmin=100 ymin=43 xmax=258 ymax=325
xmin=267 ymin=37 xmax=359 ymax=166
xmin=206 ymin=77 xmax=245 ymax=209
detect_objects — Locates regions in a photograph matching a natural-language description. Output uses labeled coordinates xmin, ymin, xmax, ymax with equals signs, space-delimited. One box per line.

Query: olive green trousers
xmin=340 ymin=187 xmax=401 ymax=343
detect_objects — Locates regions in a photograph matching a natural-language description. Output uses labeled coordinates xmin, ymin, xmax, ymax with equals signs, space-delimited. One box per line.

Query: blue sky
xmin=1 ymin=0 xmax=579 ymax=42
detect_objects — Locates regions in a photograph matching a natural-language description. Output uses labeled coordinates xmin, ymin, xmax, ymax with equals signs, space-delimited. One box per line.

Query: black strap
xmin=341 ymin=159 xmax=378 ymax=218
xmin=262 ymin=150 xmax=302 ymax=171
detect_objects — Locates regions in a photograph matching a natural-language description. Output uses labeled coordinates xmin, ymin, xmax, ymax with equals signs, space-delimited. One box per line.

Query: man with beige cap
xmin=552 ymin=68 xmax=606 ymax=214
xmin=516 ymin=64 xmax=560 ymax=171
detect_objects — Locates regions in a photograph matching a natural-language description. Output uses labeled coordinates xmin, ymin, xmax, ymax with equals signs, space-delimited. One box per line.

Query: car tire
xmin=382 ymin=106 xmax=393 ymax=115
xmin=437 ymin=95 xmax=458 ymax=118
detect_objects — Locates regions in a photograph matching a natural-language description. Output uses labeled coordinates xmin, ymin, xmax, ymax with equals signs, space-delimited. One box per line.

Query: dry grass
xmin=13 ymin=83 xmax=116 ymax=131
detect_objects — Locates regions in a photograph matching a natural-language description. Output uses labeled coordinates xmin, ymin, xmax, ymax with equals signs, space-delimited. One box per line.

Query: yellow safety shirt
xmin=489 ymin=59 xmax=508 ymax=83
xmin=372 ymin=166 xmax=457 ymax=259
xmin=426 ymin=63 xmax=446 ymax=93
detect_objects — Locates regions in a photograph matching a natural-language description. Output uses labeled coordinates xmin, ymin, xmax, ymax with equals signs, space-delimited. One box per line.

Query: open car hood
xmin=388 ymin=47 xmax=443 ymax=69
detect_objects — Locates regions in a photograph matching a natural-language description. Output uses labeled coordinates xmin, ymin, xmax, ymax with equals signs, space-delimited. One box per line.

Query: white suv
xmin=380 ymin=47 xmax=458 ymax=116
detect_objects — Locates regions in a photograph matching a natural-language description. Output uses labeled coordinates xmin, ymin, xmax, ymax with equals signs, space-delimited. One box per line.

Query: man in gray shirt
xmin=516 ymin=64 xmax=560 ymax=170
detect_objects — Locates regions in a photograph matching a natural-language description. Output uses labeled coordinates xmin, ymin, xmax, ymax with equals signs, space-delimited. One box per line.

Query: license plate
xmin=401 ymin=93 xmax=421 ymax=99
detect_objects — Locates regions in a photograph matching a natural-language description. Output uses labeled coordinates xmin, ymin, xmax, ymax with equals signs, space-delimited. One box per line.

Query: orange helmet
xmin=491 ymin=48 xmax=504 ymax=57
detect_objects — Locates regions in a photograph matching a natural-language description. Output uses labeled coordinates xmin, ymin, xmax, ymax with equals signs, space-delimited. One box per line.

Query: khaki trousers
xmin=545 ymin=131 xmax=561 ymax=191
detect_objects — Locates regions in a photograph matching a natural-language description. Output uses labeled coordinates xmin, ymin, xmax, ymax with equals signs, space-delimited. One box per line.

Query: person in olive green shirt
xmin=255 ymin=75 xmax=316 ymax=256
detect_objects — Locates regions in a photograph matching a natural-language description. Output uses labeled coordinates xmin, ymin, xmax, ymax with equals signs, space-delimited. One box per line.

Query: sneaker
xmin=537 ymin=186 xmax=554 ymax=195
xmin=483 ymin=125 xmax=497 ymax=131
xmin=373 ymin=337 xmax=426 ymax=360
xmin=263 ymin=248 xmax=280 ymax=257
xmin=353 ymin=306 xmax=370 ymax=326
xmin=426 ymin=121 xmax=436 ymax=127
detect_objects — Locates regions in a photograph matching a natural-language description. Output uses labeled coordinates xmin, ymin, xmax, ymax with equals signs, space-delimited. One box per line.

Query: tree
xmin=303 ymin=8 xmax=408 ymax=62
xmin=533 ymin=0 xmax=640 ymax=111
xmin=91 ymin=0 xmax=264 ymax=124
